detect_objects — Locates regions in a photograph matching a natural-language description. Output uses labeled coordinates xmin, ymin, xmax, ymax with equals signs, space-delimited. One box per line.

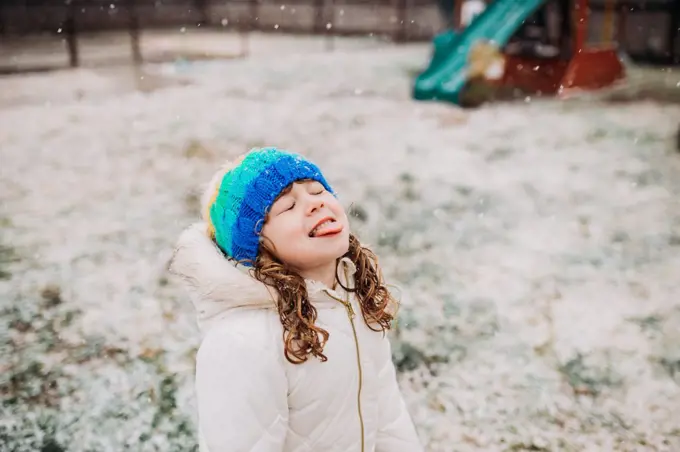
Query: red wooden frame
xmin=474 ymin=0 xmax=625 ymax=96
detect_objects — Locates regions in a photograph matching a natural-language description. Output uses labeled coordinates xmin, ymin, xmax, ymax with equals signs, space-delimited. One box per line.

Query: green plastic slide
xmin=413 ymin=0 xmax=547 ymax=104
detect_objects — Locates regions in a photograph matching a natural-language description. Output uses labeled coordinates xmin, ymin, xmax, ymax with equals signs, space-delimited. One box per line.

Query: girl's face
xmin=261 ymin=180 xmax=350 ymax=274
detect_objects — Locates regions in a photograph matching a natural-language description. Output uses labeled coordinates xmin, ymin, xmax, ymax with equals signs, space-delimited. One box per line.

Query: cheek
xmin=263 ymin=217 xmax=306 ymax=247
xmin=328 ymin=199 xmax=349 ymax=225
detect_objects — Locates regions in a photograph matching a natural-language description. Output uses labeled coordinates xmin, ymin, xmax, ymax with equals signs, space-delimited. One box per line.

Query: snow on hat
xmin=204 ymin=147 xmax=334 ymax=266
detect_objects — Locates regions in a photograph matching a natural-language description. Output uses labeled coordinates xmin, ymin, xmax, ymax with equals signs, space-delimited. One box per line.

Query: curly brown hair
xmin=252 ymin=232 xmax=397 ymax=364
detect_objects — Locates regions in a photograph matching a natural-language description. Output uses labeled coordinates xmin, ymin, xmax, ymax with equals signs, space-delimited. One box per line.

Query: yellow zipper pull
xmin=345 ymin=301 xmax=356 ymax=319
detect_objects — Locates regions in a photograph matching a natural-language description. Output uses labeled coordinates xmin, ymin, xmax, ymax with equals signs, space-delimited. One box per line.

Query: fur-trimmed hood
xmin=168 ymin=222 xmax=276 ymax=333
xmin=168 ymin=222 xmax=357 ymax=333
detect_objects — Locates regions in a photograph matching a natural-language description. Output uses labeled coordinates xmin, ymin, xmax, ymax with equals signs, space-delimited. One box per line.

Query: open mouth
xmin=309 ymin=217 xmax=343 ymax=238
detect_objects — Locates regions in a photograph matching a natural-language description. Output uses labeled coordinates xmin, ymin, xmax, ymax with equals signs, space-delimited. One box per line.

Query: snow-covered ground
xmin=1 ymin=32 xmax=680 ymax=451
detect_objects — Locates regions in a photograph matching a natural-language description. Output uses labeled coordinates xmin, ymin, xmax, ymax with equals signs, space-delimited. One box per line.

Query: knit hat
xmin=205 ymin=147 xmax=334 ymax=265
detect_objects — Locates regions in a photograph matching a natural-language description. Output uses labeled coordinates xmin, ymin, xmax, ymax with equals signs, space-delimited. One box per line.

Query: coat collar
xmin=168 ymin=222 xmax=357 ymax=333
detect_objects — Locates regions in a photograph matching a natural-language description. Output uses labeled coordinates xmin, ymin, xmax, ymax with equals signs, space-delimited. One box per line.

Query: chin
xmin=336 ymin=231 xmax=351 ymax=255
xmin=322 ymin=239 xmax=349 ymax=261
xmin=321 ymin=232 xmax=351 ymax=262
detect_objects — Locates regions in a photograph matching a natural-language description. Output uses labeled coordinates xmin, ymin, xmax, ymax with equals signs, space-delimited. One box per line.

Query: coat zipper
xmin=325 ymin=273 xmax=365 ymax=452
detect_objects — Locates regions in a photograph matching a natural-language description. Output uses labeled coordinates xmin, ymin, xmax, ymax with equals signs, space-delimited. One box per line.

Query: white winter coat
xmin=169 ymin=223 xmax=423 ymax=452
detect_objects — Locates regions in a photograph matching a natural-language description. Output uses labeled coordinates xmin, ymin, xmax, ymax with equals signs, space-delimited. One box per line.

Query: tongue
xmin=314 ymin=222 xmax=343 ymax=237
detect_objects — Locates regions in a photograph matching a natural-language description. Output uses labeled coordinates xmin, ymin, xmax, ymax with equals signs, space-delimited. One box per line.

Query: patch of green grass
xmin=1 ymin=281 xmax=198 ymax=450
xmin=0 ymin=244 xmax=19 ymax=280
xmin=626 ymin=314 xmax=662 ymax=332
xmin=658 ymin=357 xmax=680 ymax=382
xmin=559 ymin=353 xmax=622 ymax=397
xmin=586 ymin=128 xmax=608 ymax=142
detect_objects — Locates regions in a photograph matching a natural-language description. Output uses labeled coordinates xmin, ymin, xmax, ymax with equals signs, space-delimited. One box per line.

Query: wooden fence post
xmin=394 ymin=0 xmax=408 ymax=42
xmin=195 ymin=0 xmax=209 ymax=27
xmin=0 ymin=2 xmax=6 ymax=36
xmin=65 ymin=1 xmax=79 ymax=68
xmin=325 ymin=0 xmax=334 ymax=51
xmin=241 ymin=0 xmax=259 ymax=57
xmin=617 ymin=3 xmax=628 ymax=52
xmin=128 ymin=0 xmax=142 ymax=65
xmin=670 ymin=0 xmax=679 ymax=64
xmin=249 ymin=0 xmax=259 ymax=31
xmin=314 ymin=0 xmax=324 ymax=34
xmin=452 ymin=0 xmax=463 ymax=31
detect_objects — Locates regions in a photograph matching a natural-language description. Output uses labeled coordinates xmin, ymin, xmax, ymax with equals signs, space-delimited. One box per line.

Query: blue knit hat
xmin=205 ymin=147 xmax=334 ymax=265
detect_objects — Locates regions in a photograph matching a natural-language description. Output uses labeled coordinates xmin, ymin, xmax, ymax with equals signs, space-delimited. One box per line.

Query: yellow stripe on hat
xmin=202 ymin=155 xmax=247 ymax=241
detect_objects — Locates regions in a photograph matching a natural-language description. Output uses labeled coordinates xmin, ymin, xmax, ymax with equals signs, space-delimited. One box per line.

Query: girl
xmin=170 ymin=147 xmax=423 ymax=452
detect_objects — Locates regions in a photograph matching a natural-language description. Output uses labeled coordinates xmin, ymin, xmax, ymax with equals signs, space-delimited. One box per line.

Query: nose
xmin=305 ymin=194 xmax=324 ymax=215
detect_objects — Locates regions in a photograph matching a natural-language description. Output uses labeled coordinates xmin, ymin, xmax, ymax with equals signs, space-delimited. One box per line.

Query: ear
xmin=258 ymin=234 xmax=279 ymax=259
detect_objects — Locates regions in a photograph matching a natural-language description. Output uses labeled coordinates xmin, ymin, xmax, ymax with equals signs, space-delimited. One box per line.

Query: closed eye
xmin=272 ymin=198 xmax=295 ymax=215
xmin=309 ymin=182 xmax=325 ymax=195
